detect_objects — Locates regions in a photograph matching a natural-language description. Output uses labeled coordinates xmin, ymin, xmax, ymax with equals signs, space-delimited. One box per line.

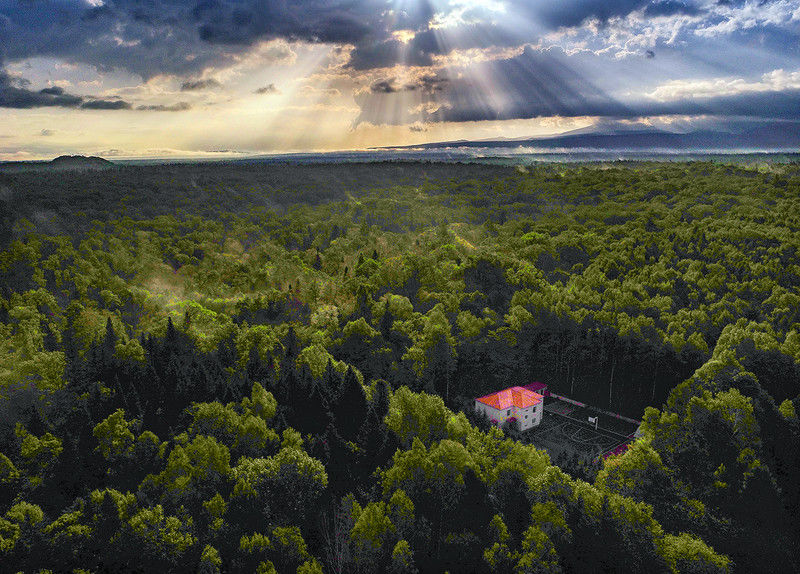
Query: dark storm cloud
xmin=0 ymin=1 xmax=387 ymax=78
xmin=0 ymin=70 xmax=133 ymax=110
xmin=254 ymin=84 xmax=279 ymax=95
xmin=369 ymin=74 xmax=447 ymax=95
xmin=194 ymin=0 xmax=378 ymax=45
xmin=80 ymin=98 xmax=132 ymax=110
xmin=370 ymin=80 xmax=399 ymax=94
xmin=0 ymin=71 xmax=80 ymax=108
xmin=644 ymin=1 xmax=701 ymax=17
xmin=136 ymin=102 xmax=192 ymax=111
xmin=519 ymin=0 xmax=650 ymax=29
xmin=0 ymin=1 xmax=211 ymax=79
xmin=39 ymin=86 xmax=67 ymax=96
xmin=644 ymin=89 xmax=800 ymax=119
xmin=180 ymin=79 xmax=222 ymax=91
xmin=418 ymin=74 xmax=449 ymax=93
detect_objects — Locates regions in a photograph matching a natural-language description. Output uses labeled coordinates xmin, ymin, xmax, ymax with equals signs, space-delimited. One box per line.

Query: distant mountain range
xmin=381 ymin=123 xmax=800 ymax=152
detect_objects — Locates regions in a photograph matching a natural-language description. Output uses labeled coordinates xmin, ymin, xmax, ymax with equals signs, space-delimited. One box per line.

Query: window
xmin=507 ymin=410 xmax=511 ymax=416
xmin=524 ymin=415 xmax=528 ymax=419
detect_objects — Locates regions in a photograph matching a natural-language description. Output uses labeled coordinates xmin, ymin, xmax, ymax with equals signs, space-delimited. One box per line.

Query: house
xmin=475 ymin=386 xmax=545 ymax=431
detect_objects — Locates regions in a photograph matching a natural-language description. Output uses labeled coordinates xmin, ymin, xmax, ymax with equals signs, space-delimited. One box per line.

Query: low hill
xmin=49 ymin=155 xmax=115 ymax=169
xmin=0 ymin=155 xmax=115 ymax=173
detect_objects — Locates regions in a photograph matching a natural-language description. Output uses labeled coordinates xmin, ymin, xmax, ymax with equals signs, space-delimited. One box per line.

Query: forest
xmin=1 ymin=159 xmax=799 ymax=573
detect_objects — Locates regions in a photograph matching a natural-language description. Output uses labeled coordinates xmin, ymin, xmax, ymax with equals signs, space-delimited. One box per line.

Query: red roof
xmin=476 ymin=386 xmax=544 ymax=410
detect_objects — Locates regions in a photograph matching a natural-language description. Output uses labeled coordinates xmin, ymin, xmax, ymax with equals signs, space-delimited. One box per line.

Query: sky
xmin=0 ymin=0 xmax=799 ymax=159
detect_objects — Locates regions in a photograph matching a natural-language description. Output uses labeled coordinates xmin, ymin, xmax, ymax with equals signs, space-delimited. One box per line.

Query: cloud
xmin=80 ymin=98 xmax=132 ymax=110
xmin=194 ymin=1 xmax=378 ymax=46
xmin=39 ymin=86 xmax=67 ymax=96
xmin=254 ymin=84 xmax=280 ymax=95
xmin=180 ymin=79 xmax=222 ymax=91
xmin=517 ymin=0 xmax=652 ymax=29
xmin=355 ymin=46 xmax=800 ymax=126
xmin=40 ymin=129 xmax=54 ymax=136
xmin=695 ymin=0 xmax=799 ymax=37
xmin=644 ymin=1 xmax=701 ymax=17
xmin=368 ymin=74 xmax=448 ymax=94
xmin=0 ymin=68 xmax=133 ymax=110
xmin=96 ymin=149 xmax=126 ymax=157
xmin=370 ymin=80 xmax=399 ymax=94
xmin=647 ymin=68 xmax=800 ymax=100
xmin=0 ymin=72 xmax=83 ymax=108
xmin=136 ymin=102 xmax=192 ymax=112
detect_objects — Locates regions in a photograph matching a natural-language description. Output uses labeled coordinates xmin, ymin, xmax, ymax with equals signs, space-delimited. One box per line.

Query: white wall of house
xmin=516 ymin=403 xmax=543 ymax=430
xmin=474 ymin=401 xmax=505 ymax=425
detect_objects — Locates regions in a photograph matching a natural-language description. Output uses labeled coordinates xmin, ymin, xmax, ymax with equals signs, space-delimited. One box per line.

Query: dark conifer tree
xmin=215 ymin=332 xmax=237 ymax=369
xmin=372 ymin=378 xmax=391 ymax=421
xmin=275 ymin=355 xmax=299 ymax=408
xmin=123 ymin=373 xmax=144 ymax=420
xmin=323 ymin=421 xmax=357 ymax=495
xmin=354 ymin=406 xmax=386 ymax=482
xmin=321 ymin=359 xmax=342 ymax=402
xmin=103 ymin=317 xmax=117 ymax=353
xmin=300 ymin=374 xmax=331 ymax=436
xmin=284 ymin=326 xmax=300 ymax=359
xmin=489 ymin=470 xmax=531 ymax=546
xmin=26 ymin=404 xmax=49 ymax=437
xmin=246 ymin=344 xmax=272 ymax=384
xmin=42 ymin=321 xmax=59 ymax=352
xmin=425 ymin=335 xmax=455 ymax=403
xmin=355 ymin=286 xmax=372 ymax=322
xmin=379 ymin=300 xmax=395 ymax=339
xmin=308 ymin=432 xmax=331 ymax=466
xmin=332 ymin=367 xmax=368 ymax=440
xmin=112 ymin=373 xmax=129 ymax=413
xmin=287 ymin=363 xmax=316 ymax=429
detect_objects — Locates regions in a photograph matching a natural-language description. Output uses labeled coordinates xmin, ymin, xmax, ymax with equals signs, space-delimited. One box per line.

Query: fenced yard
xmin=517 ymin=398 xmax=639 ymax=463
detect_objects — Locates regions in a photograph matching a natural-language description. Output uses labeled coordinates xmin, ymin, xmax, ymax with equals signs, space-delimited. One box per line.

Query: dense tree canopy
xmin=1 ymin=160 xmax=799 ymax=572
